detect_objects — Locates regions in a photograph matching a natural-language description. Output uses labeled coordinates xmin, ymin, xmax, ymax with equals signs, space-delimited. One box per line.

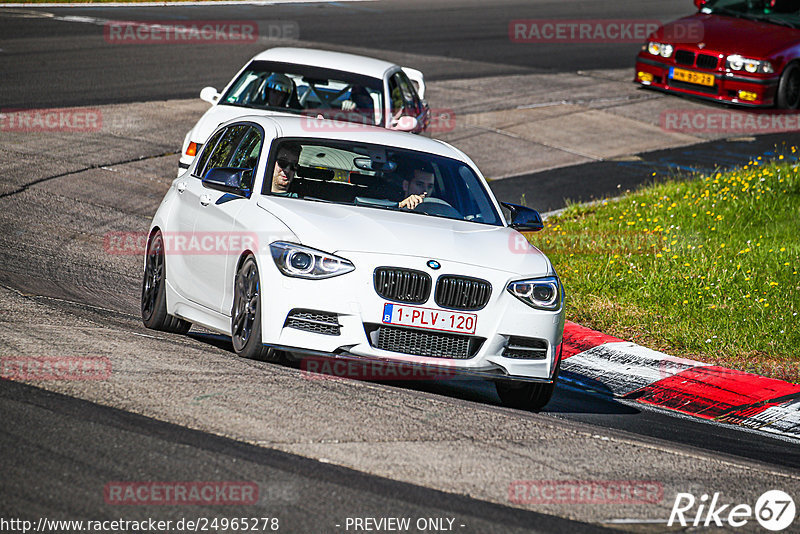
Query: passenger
xmin=341 ymin=85 xmax=376 ymax=124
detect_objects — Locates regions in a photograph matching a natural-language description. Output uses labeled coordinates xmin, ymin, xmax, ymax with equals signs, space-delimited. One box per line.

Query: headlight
xmin=269 ymin=242 xmax=355 ymax=279
xmin=647 ymin=42 xmax=673 ymax=58
xmin=726 ymin=55 xmax=773 ymax=74
xmin=507 ymin=276 xmax=563 ymax=311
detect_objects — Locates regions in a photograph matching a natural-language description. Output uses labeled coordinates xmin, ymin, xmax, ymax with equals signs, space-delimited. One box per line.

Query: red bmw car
xmin=635 ymin=0 xmax=800 ymax=108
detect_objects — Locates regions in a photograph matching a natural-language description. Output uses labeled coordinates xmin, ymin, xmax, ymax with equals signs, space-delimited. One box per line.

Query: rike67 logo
xmin=669 ymin=490 xmax=796 ymax=531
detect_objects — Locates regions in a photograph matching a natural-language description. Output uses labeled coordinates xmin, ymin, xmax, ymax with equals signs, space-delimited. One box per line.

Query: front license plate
xmin=670 ymin=67 xmax=715 ymax=87
xmin=382 ymin=303 xmax=477 ymax=334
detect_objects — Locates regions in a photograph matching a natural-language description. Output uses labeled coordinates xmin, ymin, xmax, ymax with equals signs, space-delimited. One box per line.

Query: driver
xmin=262 ymin=73 xmax=295 ymax=108
xmin=398 ymin=162 xmax=435 ymax=209
xmin=271 ymin=142 xmax=301 ymax=194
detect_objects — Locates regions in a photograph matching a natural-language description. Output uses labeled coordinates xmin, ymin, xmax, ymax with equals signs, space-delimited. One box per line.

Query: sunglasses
xmin=277 ymin=158 xmax=298 ymax=172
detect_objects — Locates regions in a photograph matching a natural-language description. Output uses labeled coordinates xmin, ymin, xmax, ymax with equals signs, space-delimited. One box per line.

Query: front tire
xmin=495 ymin=354 xmax=561 ymax=412
xmin=141 ymin=231 xmax=191 ymax=334
xmin=776 ymin=62 xmax=800 ymax=109
xmin=231 ymin=255 xmax=276 ymax=361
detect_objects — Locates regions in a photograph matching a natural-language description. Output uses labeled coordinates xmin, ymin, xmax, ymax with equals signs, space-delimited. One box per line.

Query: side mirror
xmin=693 ymin=0 xmax=708 ymax=9
xmin=200 ymin=87 xmax=221 ymax=105
xmin=501 ymin=202 xmax=544 ymax=232
xmin=392 ymin=115 xmax=419 ymax=132
xmin=202 ymin=167 xmax=251 ymax=197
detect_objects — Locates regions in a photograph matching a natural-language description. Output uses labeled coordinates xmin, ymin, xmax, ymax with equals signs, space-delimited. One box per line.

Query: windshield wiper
xmin=353 ymin=197 xmax=399 ymax=209
xmin=712 ymin=6 xmax=796 ymax=28
xmin=710 ymin=6 xmax=745 ymax=18
xmin=750 ymin=14 xmax=796 ymax=28
xmin=301 ymin=196 xmax=334 ymax=203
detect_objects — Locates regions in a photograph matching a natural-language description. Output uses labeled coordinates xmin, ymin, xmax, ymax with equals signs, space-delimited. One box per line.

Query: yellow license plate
xmin=671 ymin=68 xmax=715 ymax=87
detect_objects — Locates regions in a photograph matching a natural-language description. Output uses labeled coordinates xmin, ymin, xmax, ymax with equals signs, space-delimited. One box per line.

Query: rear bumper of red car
xmin=634 ymin=55 xmax=779 ymax=108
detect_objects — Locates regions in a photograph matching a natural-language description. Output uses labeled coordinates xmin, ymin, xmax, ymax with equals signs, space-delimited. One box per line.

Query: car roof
xmin=230 ymin=115 xmax=469 ymax=161
xmin=251 ymin=47 xmax=397 ymax=78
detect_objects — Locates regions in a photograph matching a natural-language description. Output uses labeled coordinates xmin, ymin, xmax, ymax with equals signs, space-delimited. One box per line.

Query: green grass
xmin=535 ymin=149 xmax=800 ymax=383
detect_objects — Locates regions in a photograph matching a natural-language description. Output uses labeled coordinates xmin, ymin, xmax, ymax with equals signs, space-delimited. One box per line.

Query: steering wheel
xmin=413 ymin=197 xmax=462 ymax=218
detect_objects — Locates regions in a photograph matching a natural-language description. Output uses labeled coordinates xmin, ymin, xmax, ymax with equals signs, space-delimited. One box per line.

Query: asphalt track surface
xmin=0 ymin=0 xmax=692 ymax=108
xmin=1 ymin=380 xmax=609 ymax=534
xmin=1 ymin=1 xmax=800 ymax=532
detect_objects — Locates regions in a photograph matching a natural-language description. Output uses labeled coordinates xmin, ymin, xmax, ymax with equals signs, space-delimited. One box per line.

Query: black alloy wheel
xmin=231 ymin=255 xmax=276 ymax=361
xmin=141 ymin=230 xmax=191 ymax=334
xmin=777 ymin=62 xmax=800 ymax=109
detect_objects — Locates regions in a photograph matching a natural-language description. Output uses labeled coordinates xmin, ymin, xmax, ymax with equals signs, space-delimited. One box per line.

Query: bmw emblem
xmin=427 ymin=260 xmax=441 ymax=270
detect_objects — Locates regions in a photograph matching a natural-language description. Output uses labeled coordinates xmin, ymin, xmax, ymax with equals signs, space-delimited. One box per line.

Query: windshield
xmin=704 ymin=0 xmax=800 ymax=27
xmin=263 ymin=138 xmax=504 ymax=226
xmin=220 ymin=61 xmax=385 ymax=126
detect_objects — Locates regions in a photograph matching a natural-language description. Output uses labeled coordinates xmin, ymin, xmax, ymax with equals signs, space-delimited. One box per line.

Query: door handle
xmin=199 ymin=194 xmax=211 ymax=206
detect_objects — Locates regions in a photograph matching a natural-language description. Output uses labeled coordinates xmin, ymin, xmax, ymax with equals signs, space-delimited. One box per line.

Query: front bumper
xmin=257 ymin=251 xmax=565 ymax=381
xmin=635 ymin=55 xmax=779 ymax=107
xmin=268 ymin=344 xmax=558 ymax=383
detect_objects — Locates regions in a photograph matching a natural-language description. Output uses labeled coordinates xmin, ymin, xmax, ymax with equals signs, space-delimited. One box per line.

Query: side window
xmin=396 ymin=71 xmax=422 ymax=114
xmin=388 ymin=75 xmax=405 ymax=119
xmin=205 ymin=124 xmax=248 ymax=172
xmin=192 ymin=128 xmax=226 ymax=178
xmin=228 ymin=127 xmax=263 ymax=170
xmin=390 ymin=72 xmax=419 ymax=118
xmin=228 ymin=126 xmax=263 ymax=190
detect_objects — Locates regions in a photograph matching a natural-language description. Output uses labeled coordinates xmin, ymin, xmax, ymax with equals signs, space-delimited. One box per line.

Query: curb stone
xmin=560 ymin=321 xmax=800 ymax=440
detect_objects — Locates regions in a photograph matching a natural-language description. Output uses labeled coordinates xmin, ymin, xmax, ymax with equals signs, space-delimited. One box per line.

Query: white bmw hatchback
xmin=144 ymin=116 xmax=565 ymax=410
xmin=178 ymin=47 xmax=430 ymax=176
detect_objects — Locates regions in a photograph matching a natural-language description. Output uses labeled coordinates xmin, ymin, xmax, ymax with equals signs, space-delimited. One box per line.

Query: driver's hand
xmin=341 ymin=100 xmax=356 ymax=111
xmin=399 ymin=192 xmax=426 ymax=209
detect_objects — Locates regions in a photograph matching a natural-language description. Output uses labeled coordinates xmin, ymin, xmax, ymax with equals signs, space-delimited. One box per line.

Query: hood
xmin=192 ymin=104 xmax=296 ymax=143
xmin=656 ymin=14 xmax=800 ymax=58
xmin=256 ymin=197 xmax=552 ymax=276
